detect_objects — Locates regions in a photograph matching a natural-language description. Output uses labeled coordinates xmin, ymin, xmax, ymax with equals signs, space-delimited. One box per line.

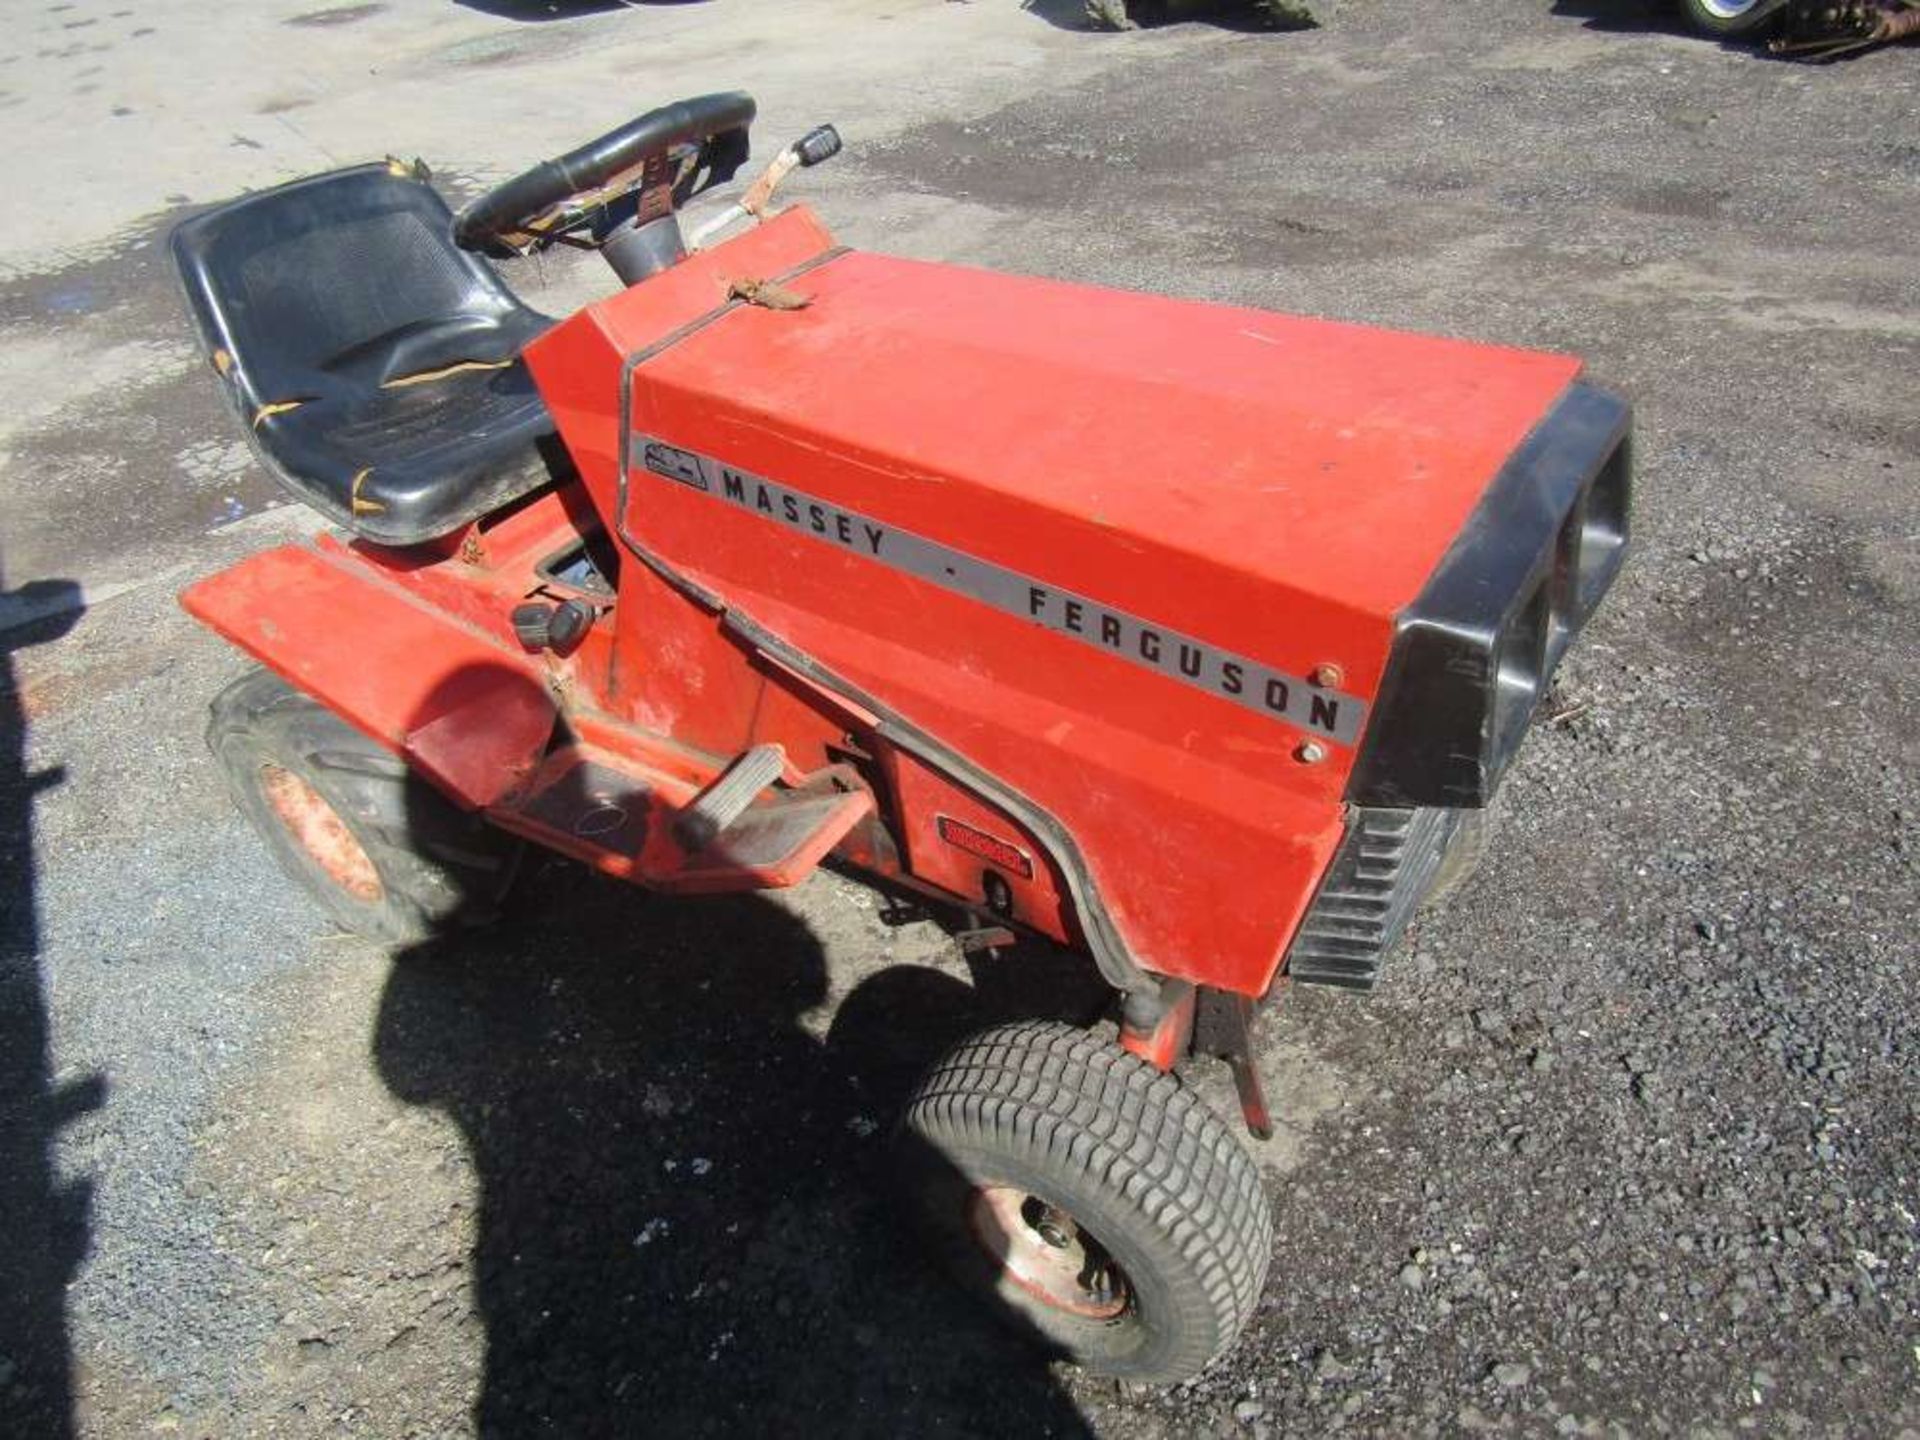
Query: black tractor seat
xmin=172 ymin=163 xmax=563 ymax=547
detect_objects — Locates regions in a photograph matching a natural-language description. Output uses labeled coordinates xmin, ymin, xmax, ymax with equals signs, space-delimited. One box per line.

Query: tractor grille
xmin=1285 ymin=806 xmax=1465 ymax=991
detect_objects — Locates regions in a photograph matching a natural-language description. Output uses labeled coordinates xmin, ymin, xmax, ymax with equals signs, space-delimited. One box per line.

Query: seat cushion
xmin=172 ymin=163 xmax=563 ymax=545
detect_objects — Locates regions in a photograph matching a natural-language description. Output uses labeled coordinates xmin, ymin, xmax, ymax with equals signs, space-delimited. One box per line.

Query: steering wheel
xmin=452 ymin=92 xmax=757 ymax=256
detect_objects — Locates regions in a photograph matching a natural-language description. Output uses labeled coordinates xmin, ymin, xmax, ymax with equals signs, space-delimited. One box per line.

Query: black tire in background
xmin=897 ymin=1020 xmax=1272 ymax=1384
xmin=208 ymin=668 xmax=520 ymax=944
xmin=1678 ymin=0 xmax=1789 ymax=37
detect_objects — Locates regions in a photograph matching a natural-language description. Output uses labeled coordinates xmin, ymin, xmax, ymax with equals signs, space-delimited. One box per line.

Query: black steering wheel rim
xmin=452 ymin=91 xmax=756 ymax=253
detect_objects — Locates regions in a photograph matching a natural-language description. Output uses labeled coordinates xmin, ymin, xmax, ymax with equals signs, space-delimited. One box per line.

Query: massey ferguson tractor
xmin=173 ymin=94 xmax=1630 ymax=1382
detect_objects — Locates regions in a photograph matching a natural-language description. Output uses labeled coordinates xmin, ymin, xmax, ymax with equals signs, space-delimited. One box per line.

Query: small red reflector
xmin=936 ymin=815 xmax=1034 ymax=880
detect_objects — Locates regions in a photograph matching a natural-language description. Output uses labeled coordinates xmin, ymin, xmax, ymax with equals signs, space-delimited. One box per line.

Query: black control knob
xmin=547 ymin=598 xmax=595 ymax=655
xmin=794 ymin=125 xmax=842 ymax=168
xmin=510 ymin=598 xmax=596 ymax=655
xmin=511 ymin=602 xmax=554 ymax=651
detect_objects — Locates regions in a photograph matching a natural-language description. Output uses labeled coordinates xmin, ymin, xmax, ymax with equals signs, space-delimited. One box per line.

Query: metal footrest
xmin=491 ymin=742 xmax=873 ymax=895
xmin=670 ymin=781 xmax=874 ymax=893
xmin=672 ymin=743 xmax=786 ymax=852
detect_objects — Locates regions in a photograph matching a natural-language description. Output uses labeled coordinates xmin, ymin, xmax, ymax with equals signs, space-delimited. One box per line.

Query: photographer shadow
xmin=0 ymin=576 xmax=102 ymax=1440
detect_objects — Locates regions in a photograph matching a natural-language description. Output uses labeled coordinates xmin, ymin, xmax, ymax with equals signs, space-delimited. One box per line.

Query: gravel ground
xmin=2 ymin=0 xmax=1916 ymax=1436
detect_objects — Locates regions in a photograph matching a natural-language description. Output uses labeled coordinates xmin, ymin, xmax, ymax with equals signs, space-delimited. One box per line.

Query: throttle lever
xmin=688 ymin=123 xmax=842 ymax=249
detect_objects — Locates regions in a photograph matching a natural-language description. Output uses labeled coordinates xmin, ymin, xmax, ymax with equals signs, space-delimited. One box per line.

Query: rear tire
xmin=208 ymin=668 xmax=519 ymax=944
xmin=1678 ymin=0 xmax=1788 ymax=37
xmin=897 ymin=1021 xmax=1272 ymax=1383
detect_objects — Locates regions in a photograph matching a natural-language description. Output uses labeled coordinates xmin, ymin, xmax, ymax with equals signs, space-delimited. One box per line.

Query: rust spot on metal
xmin=967 ymin=1186 xmax=1129 ymax=1320
xmin=260 ymin=764 xmax=383 ymax=901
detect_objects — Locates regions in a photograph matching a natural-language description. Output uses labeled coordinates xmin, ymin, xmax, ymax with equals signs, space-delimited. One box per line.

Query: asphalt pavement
xmin=1 ymin=0 xmax=1915 ymax=1436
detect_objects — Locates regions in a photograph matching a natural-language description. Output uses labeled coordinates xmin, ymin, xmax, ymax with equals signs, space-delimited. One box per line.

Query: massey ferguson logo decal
xmin=628 ymin=435 xmax=1366 ymax=745
xmin=642 ymin=441 xmax=709 ymax=490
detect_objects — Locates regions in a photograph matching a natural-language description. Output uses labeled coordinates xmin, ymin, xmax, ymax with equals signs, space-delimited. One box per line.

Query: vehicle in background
xmin=1080 ymin=0 xmax=1915 ymax=54
xmin=1680 ymin=0 xmax=1788 ymax=36
xmin=1683 ymin=0 xmax=1919 ymax=54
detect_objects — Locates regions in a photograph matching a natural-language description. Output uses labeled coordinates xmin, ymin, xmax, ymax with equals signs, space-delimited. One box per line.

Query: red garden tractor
xmin=174 ymin=93 xmax=1630 ymax=1382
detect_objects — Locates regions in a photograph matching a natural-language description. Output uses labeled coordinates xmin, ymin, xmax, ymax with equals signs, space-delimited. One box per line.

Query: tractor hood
xmin=528 ymin=210 xmax=1630 ymax=993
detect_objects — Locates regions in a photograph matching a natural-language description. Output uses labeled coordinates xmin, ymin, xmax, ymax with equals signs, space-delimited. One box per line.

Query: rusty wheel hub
xmin=967 ymin=1186 xmax=1129 ymax=1320
xmin=259 ymin=765 xmax=383 ymax=902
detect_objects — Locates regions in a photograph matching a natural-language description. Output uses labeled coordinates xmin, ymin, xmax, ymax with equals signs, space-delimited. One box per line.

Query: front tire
xmin=897 ymin=1021 xmax=1272 ymax=1383
xmin=1678 ymin=0 xmax=1788 ymax=37
xmin=208 ymin=668 xmax=519 ymax=944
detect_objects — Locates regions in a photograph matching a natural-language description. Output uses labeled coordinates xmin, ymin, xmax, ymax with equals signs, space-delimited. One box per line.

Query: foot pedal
xmin=493 ymin=741 xmax=872 ymax=895
xmin=672 ymin=743 xmax=786 ymax=853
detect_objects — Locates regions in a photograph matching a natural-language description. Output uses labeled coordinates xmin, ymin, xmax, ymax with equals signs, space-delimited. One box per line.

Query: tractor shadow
xmin=0 ymin=576 xmax=100 ymax=1440
xmin=375 ymin=846 xmax=1109 ymax=1434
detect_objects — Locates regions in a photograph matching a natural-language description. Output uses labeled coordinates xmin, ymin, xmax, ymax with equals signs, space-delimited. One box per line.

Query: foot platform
xmin=491 ymin=741 xmax=873 ymax=894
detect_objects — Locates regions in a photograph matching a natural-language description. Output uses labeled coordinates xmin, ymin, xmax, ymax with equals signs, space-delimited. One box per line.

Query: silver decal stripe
xmin=631 ymin=436 xmax=1367 ymax=745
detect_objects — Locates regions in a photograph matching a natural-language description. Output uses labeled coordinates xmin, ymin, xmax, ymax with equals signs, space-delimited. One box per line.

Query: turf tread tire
xmin=899 ymin=1021 xmax=1272 ymax=1383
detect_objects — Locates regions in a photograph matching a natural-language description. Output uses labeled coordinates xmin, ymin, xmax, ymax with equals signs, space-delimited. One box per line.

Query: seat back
xmin=172 ymin=163 xmax=546 ymax=419
xmin=171 ymin=164 xmax=560 ymax=546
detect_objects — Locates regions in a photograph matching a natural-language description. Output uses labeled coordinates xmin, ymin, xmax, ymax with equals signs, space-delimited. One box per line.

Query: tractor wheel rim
xmin=967 ymin=1185 xmax=1130 ymax=1320
xmin=259 ymin=765 xmax=383 ymax=902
